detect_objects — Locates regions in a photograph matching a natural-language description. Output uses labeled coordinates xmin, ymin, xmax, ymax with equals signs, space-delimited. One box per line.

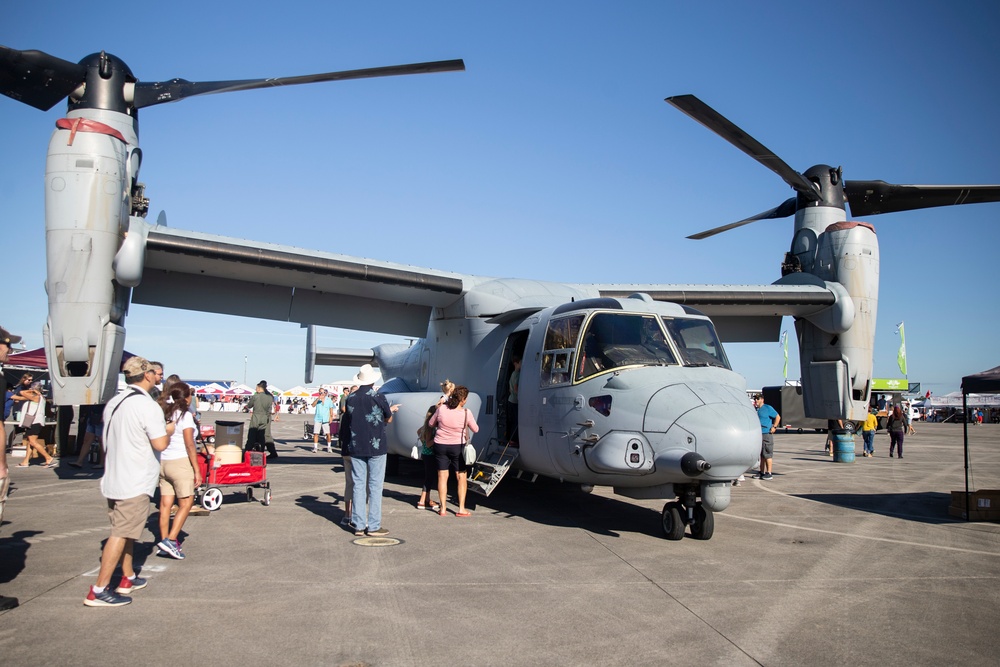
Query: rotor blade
xmin=687 ymin=197 xmax=797 ymax=240
xmin=845 ymin=180 xmax=1000 ymax=217
xmin=0 ymin=46 xmax=87 ymax=111
xmin=133 ymin=59 xmax=465 ymax=109
xmin=666 ymin=94 xmax=820 ymax=202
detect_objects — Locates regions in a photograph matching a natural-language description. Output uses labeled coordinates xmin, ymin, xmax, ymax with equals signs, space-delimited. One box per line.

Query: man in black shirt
xmin=0 ymin=325 xmax=23 ymax=610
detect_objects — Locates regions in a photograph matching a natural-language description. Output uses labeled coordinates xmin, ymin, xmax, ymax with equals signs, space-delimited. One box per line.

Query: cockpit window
xmin=575 ymin=312 xmax=677 ymax=381
xmin=541 ymin=315 xmax=583 ymax=386
xmin=661 ymin=318 xmax=731 ymax=369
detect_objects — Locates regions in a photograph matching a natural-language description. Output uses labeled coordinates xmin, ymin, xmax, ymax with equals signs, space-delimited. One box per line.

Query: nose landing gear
xmin=660 ymin=499 xmax=715 ymax=540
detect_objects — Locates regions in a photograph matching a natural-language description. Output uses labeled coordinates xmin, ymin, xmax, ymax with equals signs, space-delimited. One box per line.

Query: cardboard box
xmin=949 ymin=490 xmax=1000 ymax=521
xmin=215 ymin=421 xmax=244 ymax=447
xmin=213 ymin=421 xmax=245 ymax=464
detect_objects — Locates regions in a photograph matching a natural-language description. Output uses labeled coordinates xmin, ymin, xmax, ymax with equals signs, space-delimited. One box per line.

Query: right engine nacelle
xmin=791 ymin=221 xmax=879 ymax=421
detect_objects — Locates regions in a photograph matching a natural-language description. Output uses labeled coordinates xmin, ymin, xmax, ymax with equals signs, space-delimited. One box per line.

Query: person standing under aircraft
xmin=506 ymin=356 xmax=521 ymax=446
xmin=148 ymin=361 xmax=164 ymax=400
xmin=70 ymin=404 xmax=106 ymax=469
xmin=14 ymin=382 xmax=57 ymax=468
xmin=824 ymin=419 xmax=844 ymax=456
xmin=344 ymin=366 xmax=399 ymax=536
xmin=887 ymin=405 xmax=907 ymax=459
xmin=9 ymin=373 xmax=34 ymax=416
xmin=430 ymin=385 xmax=479 ymax=516
xmin=247 ymin=381 xmax=278 ymax=459
xmin=415 ymin=405 xmax=441 ymax=511
xmin=312 ymin=388 xmax=335 ymax=453
xmin=752 ymin=393 xmax=780 ymax=480
xmin=156 ymin=382 xmax=202 ymax=560
xmin=0 ymin=326 xmax=22 ymax=610
xmin=337 ymin=385 xmax=359 ymax=526
xmin=85 ymin=356 xmax=171 ymax=607
xmin=861 ymin=408 xmax=878 ymax=457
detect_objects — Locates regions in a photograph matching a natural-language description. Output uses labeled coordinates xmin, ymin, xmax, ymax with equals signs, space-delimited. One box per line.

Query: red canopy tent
xmin=7 ymin=347 xmax=47 ymax=368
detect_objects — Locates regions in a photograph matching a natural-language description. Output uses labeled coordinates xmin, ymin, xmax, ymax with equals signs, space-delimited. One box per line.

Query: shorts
xmin=159 ymin=457 xmax=196 ymax=497
xmin=314 ymin=421 xmax=330 ymax=436
xmin=434 ymin=443 xmax=467 ymax=473
xmin=25 ymin=423 xmax=42 ymax=437
xmin=86 ymin=421 xmax=102 ymax=436
xmin=760 ymin=433 xmax=774 ymax=459
xmin=107 ymin=495 xmax=151 ymax=540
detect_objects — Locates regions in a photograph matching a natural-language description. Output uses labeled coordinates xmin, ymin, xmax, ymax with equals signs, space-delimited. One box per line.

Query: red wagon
xmin=195 ymin=449 xmax=271 ymax=510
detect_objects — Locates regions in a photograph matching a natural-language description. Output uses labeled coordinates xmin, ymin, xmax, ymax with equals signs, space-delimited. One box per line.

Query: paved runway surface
xmin=2 ymin=416 xmax=999 ymax=666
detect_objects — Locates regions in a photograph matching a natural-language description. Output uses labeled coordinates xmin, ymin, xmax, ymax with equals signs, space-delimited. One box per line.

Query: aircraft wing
xmin=135 ymin=225 xmax=837 ymax=344
xmin=134 ymin=225 xmax=475 ymax=337
xmin=594 ymin=283 xmax=837 ymax=342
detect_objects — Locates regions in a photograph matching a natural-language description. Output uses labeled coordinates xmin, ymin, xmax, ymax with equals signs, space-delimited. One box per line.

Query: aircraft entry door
xmin=538 ymin=313 xmax=585 ymax=477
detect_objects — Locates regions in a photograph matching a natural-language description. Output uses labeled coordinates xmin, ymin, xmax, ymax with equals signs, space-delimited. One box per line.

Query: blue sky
xmin=2 ymin=1 xmax=998 ymax=393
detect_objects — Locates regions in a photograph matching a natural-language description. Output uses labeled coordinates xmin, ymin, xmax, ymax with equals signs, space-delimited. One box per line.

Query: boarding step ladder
xmin=467 ymin=438 xmax=521 ymax=497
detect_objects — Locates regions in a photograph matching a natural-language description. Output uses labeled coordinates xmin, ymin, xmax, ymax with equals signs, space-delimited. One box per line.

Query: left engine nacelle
xmin=43 ymin=108 xmax=138 ymax=405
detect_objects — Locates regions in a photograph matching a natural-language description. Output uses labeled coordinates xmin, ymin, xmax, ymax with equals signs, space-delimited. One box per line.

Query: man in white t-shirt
xmin=84 ymin=356 xmax=171 ymax=608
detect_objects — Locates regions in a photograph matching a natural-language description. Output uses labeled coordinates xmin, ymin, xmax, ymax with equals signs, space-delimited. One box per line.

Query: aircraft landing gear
xmin=690 ymin=504 xmax=714 ymax=540
xmin=660 ymin=499 xmax=715 ymax=540
xmin=661 ymin=502 xmax=685 ymax=540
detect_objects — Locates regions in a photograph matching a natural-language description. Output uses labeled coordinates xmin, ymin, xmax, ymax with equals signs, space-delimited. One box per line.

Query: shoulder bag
xmin=462 ymin=408 xmax=477 ymax=465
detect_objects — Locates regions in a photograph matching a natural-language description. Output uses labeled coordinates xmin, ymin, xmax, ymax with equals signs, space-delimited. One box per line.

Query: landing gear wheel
xmin=690 ymin=505 xmax=715 ymax=540
xmin=202 ymin=487 xmax=223 ymax=511
xmin=262 ymin=488 xmax=271 ymax=506
xmin=246 ymin=487 xmax=254 ymax=502
xmin=661 ymin=502 xmax=685 ymax=541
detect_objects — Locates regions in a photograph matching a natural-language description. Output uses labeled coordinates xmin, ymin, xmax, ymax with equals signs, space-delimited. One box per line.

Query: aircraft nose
xmin=670 ymin=403 xmax=759 ymax=477
xmin=645 ymin=383 xmax=760 ymax=479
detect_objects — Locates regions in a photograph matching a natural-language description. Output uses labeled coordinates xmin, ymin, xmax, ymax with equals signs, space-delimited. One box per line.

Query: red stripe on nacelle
xmin=55 ymin=117 xmax=127 ymax=145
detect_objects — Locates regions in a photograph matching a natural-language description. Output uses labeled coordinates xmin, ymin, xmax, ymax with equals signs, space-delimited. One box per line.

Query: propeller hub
xmin=799 ymin=164 xmax=847 ymax=211
xmin=69 ymin=52 xmax=136 ymax=114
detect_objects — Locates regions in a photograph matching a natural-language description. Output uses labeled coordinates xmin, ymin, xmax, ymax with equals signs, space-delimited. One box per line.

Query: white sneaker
xmin=312 ymin=448 xmax=318 ymax=453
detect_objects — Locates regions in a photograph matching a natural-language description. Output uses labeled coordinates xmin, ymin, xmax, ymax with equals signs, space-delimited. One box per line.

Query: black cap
xmin=257 ymin=380 xmax=268 ymax=389
xmin=0 ymin=326 xmax=22 ymax=346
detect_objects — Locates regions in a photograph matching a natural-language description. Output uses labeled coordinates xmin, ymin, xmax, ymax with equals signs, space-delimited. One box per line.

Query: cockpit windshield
xmin=661 ymin=317 xmax=731 ymax=369
xmin=575 ymin=312 xmax=677 ymax=381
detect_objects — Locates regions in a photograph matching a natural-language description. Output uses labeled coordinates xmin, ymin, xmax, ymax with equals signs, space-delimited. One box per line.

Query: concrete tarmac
xmin=1 ymin=416 xmax=999 ymax=666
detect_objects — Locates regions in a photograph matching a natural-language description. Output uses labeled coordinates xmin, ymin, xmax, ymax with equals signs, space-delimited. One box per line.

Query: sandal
xmin=455 ymin=511 xmax=471 ymax=517
xmin=438 ymin=509 xmax=447 ymax=516
xmin=15 ymin=463 xmax=30 ymax=468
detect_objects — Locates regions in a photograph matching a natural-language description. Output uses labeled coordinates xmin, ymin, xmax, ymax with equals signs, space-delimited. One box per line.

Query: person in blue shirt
xmin=752 ymin=393 xmax=781 ymax=480
xmin=311 ymin=388 xmax=336 ymax=453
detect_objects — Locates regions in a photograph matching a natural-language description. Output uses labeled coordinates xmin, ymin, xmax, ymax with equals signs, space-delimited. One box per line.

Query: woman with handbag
xmin=15 ymin=382 xmax=57 ymax=468
xmin=429 ymin=385 xmax=479 ymax=517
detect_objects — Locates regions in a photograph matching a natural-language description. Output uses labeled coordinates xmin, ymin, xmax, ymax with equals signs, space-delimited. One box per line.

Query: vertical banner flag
xmin=895 ymin=321 xmax=907 ymax=376
xmin=780 ymin=330 xmax=789 ymax=379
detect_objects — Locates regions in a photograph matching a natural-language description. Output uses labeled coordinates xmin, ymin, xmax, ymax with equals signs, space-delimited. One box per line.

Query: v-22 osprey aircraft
xmin=4 ymin=45 xmax=1000 ymax=539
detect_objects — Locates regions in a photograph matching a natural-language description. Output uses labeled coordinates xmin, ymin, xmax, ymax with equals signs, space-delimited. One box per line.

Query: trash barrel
xmin=832 ymin=429 xmax=856 ymax=463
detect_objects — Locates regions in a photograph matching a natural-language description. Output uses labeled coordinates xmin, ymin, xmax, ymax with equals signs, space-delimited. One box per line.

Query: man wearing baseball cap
xmin=85 ymin=355 xmax=171 ymax=607
xmin=0 ymin=326 xmax=22 ymax=610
